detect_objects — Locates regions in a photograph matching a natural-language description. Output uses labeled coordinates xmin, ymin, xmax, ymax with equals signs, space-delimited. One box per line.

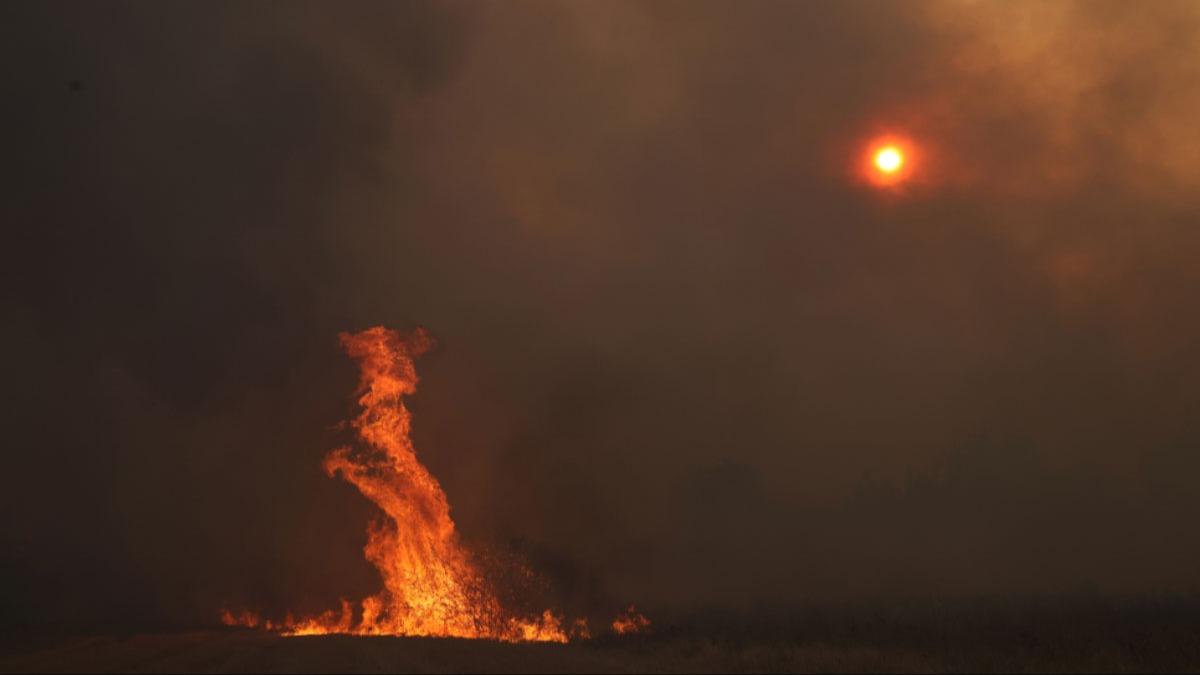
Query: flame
xmin=611 ymin=605 xmax=651 ymax=635
xmin=220 ymin=608 xmax=263 ymax=629
xmin=223 ymin=326 xmax=646 ymax=643
xmin=278 ymin=327 xmax=566 ymax=641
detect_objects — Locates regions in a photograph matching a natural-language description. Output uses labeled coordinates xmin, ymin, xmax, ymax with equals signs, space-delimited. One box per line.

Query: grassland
xmin=3 ymin=597 xmax=1199 ymax=673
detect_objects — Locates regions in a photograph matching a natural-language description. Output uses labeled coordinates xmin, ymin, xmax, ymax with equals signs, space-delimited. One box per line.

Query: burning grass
xmin=222 ymin=327 xmax=643 ymax=642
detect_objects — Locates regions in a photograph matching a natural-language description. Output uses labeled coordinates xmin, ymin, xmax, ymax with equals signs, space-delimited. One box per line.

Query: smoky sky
xmin=5 ymin=0 xmax=1200 ymax=630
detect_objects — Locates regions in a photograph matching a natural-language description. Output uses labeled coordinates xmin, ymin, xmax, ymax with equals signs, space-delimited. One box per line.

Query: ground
xmin=0 ymin=633 xmax=1027 ymax=674
xmin=4 ymin=600 xmax=1200 ymax=673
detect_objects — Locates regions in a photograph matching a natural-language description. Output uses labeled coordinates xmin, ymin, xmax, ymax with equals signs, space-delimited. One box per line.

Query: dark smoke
xmin=4 ymin=0 xmax=1200 ymax=631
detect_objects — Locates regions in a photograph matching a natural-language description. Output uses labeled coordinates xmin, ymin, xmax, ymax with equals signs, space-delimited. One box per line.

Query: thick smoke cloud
xmin=4 ymin=0 xmax=1200 ymax=630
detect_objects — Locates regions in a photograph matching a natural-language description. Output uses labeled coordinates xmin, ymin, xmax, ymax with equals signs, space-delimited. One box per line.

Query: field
xmin=4 ymin=598 xmax=1200 ymax=673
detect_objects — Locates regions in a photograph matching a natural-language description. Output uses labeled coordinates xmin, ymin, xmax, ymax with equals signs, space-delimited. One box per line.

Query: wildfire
xmin=223 ymin=326 xmax=646 ymax=642
xmin=611 ymin=605 xmax=651 ymax=635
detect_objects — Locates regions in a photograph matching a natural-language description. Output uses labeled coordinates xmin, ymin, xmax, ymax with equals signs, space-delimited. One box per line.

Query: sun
xmin=863 ymin=136 xmax=915 ymax=187
xmin=874 ymin=146 xmax=903 ymax=173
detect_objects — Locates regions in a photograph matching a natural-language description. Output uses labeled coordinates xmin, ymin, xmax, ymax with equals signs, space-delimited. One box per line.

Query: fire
xmin=220 ymin=609 xmax=263 ymax=629
xmin=265 ymin=327 xmax=567 ymax=641
xmin=223 ymin=326 xmax=647 ymax=642
xmin=611 ymin=605 xmax=651 ymax=635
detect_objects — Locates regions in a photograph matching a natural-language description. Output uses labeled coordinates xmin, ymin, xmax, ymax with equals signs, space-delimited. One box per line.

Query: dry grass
xmin=4 ymin=598 xmax=1200 ymax=673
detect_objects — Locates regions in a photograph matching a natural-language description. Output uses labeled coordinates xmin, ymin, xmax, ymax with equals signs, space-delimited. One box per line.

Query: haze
xmin=4 ymin=0 xmax=1200 ymax=632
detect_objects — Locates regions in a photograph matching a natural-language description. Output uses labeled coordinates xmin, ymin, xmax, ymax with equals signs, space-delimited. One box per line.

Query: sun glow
xmin=864 ymin=136 xmax=916 ymax=187
xmin=874 ymin=147 xmax=903 ymax=173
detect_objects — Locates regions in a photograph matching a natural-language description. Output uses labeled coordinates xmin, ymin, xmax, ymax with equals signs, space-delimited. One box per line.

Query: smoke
xmin=4 ymin=0 xmax=1200 ymax=630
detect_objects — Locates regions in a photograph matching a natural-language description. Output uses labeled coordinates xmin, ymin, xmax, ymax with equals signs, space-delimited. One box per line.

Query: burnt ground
xmin=3 ymin=598 xmax=1200 ymax=673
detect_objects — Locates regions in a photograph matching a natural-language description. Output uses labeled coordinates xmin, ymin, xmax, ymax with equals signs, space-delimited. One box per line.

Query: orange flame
xmin=280 ymin=327 xmax=566 ymax=641
xmin=224 ymin=326 xmax=646 ymax=642
xmin=220 ymin=608 xmax=263 ymax=629
xmin=611 ymin=605 xmax=651 ymax=635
